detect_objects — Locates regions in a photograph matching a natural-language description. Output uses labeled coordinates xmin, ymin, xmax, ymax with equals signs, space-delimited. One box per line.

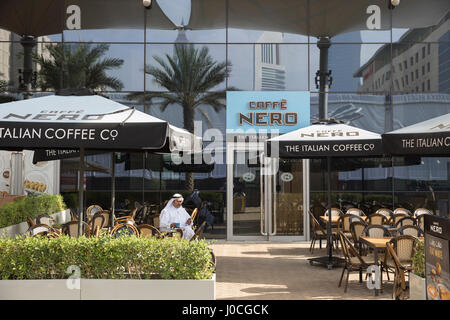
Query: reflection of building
xmin=354 ymin=12 xmax=450 ymax=93
xmin=0 ymin=32 xmax=51 ymax=90
xmin=254 ymin=32 xmax=285 ymax=91
xmin=329 ymin=31 xmax=362 ymax=91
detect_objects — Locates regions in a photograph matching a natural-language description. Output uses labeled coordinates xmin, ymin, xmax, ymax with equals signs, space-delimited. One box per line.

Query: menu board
xmin=425 ymin=215 xmax=450 ymax=300
xmin=0 ymin=151 xmax=59 ymax=196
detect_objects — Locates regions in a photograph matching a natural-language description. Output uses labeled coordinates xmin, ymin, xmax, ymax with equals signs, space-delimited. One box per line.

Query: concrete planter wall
xmin=409 ymin=273 xmax=426 ymax=300
xmin=0 ymin=209 xmax=71 ymax=238
xmin=0 ymin=274 xmax=215 ymax=300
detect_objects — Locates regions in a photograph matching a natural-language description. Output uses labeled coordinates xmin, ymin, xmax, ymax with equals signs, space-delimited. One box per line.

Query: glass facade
xmin=0 ymin=0 xmax=449 ymax=239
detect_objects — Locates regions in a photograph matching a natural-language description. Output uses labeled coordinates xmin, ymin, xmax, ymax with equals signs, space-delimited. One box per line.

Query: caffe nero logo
xmin=3 ymin=110 xmax=103 ymax=121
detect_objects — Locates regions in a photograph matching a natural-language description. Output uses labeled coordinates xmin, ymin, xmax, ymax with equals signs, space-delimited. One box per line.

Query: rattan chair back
xmin=36 ymin=214 xmax=54 ymax=226
xmin=398 ymin=225 xmax=422 ymax=237
xmin=137 ymin=224 xmax=161 ymax=239
xmin=375 ymin=208 xmax=393 ymax=218
xmin=62 ymin=221 xmax=91 ymax=237
xmin=110 ymin=223 xmax=139 ymax=238
xmin=346 ymin=208 xmax=365 ymax=216
xmin=309 ymin=211 xmax=326 ymax=236
xmin=393 ymin=208 xmax=412 ymax=216
xmin=191 ymin=221 xmax=207 ymax=241
xmin=324 ymin=208 xmax=343 ymax=217
xmin=413 ymin=208 xmax=432 ymax=217
xmin=391 ymin=213 xmax=408 ymax=225
xmin=350 ymin=221 xmax=368 ymax=243
xmin=364 ymin=224 xmax=390 ymax=237
xmin=90 ymin=213 xmax=105 ymax=232
xmin=86 ymin=205 xmax=102 ymax=221
xmin=338 ymin=214 xmax=365 ymax=233
xmin=395 ymin=216 xmax=416 ymax=228
xmin=367 ymin=213 xmax=388 ymax=225
xmin=389 ymin=235 xmax=416 ymax=263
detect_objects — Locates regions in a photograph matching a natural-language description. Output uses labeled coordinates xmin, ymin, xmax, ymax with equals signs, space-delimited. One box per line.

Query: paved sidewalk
xmin=210 ymin=241 xmax=393 ymax=300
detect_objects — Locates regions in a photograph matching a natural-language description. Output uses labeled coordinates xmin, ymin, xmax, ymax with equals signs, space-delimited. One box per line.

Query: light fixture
xmin=143 ymin=0 xmax=152 ymax=9
xmin=391 ymin=0 xmax=400 ymax=6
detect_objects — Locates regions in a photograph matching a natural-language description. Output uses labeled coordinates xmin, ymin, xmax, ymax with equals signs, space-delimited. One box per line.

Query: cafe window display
xmin=0 ymin=0 xmax=448 ymax=240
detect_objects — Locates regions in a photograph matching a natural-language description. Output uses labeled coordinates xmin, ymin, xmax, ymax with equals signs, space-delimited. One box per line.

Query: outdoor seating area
xmin=311 ymin=206 xmax=428 ymax=299
xmin=23 ymin=202 xmax=206 ymax=242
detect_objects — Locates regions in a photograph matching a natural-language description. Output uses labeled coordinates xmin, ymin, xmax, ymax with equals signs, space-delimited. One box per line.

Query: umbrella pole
xmin=327 ymin=156 xmax=333 ymax=266
xmin=111 ymin=152 xmax=116 ymax=229
xmin=77 ymin=147 xmax=85 ymax=237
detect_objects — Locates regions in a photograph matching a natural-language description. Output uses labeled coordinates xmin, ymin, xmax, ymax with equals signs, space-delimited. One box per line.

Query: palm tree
xmin=129 ymin=44 xmax=230 ymax=191
xmin=34 ymin=43 xmax=124 ymax=91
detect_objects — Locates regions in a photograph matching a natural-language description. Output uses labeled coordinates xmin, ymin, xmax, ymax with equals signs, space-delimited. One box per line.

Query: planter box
xmin=409 ymin=273 xmax=426 ymax=300
xmin=0 ymin=274 xmax=215 ymax=300
xmin=0 ymin=209 xmax=71 ymax=238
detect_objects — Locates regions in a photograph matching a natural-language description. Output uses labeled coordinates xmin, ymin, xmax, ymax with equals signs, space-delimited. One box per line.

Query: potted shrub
xmin=410 ymin=239 xmax=426 ymax=300
xmin=0 ymin=235 xmax=216 ymax=300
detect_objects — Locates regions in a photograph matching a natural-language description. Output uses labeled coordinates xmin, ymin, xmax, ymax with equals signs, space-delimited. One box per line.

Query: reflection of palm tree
xmin=129 ymin=44 xmax=230 ymax=191
xmin=34 ymin=43 xmax=124 ymax=91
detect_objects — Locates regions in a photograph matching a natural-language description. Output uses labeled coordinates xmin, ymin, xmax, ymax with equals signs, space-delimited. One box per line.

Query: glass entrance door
xmin=227 ymin=145 xmax=307 ymax=240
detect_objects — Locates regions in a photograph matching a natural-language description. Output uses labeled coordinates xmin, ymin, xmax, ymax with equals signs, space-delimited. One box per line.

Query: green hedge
xmin=0 ymin=195 xmax=66 ymax=229
xmin=0 ymin=235 xmax=214 ymax=280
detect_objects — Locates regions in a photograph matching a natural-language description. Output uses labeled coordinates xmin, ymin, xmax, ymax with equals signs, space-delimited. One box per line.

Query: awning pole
xmin=327 ymin=156 xmax=333 ymax=265
xmin=317 ymin=37 xmax=331 ymax=121
xmin=77 ymin=147 xmax=85 ymax=237
xmin=111 ymin=152 xmax=116 ymax=228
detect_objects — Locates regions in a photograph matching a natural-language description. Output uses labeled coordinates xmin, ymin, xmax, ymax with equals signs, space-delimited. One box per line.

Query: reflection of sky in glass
xmin=157 ymin=0 xmax=191 ymax=26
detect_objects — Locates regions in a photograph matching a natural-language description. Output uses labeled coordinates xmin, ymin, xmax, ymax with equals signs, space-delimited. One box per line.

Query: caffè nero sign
xmin=226 ymin=91 xmax=310 ymax=139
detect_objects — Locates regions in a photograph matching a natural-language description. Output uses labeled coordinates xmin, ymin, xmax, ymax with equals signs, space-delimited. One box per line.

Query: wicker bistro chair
xmin=28 ymin=223 xmax=52 ymax=236
xmin=99 ymin=210 xmax=113 ymax=229
xmin=382 ymin=235 xmax=416 ymax=284
xmin=393 ymin=208 xmax=412 ymax=216
xmin=385 ymin=242 xmax=409 ymax=300
xmin=337 ymin=214 xmax=366 ymax=241
xmin=366 ymin=213 xmax=388 ymax=226
xmin=397 ymin=225 xmax=423 ymax=237
xmin=375 ymin=208 xmax=393 ymax=219
xmin=115 ymin=216 xmax=135 ymax=226
xmin=62 ymin=221 xmax=91 ymax=237
xmin=190 ymin=221 xmax=207 ymax=241
xmin=86 ymin=205 xmax=103 ymax=221
xmin=413 ymin=208 xmax=432 ymax=217
xmin=36 ymin=214 xmax=55 ymax=226
xmin=364 ymin=224 xmax=391 ymax=238
xmin=324 ymin=208 xmax=344 ymax=217
xmin=394 ymin=216 xmax=416 ymax=228
xmin=350 ymin=221 xmax=369 ymax=255
xmin=337 ymin=232 xmax=376 ymax=293
xmin=345 ymin=208 xmax=366 ymax=217
xmin=308 ymin=211 xmax=337 ymax=253
xmin=110 ymin=223 xmax=139 ymax=238
xmin=389 ymin=213 xmax=409 ymax=226
xmin=137 ymin=224 xmax=162 ymax=239
xmin=90 ymin=213 xmax=105 ymax=235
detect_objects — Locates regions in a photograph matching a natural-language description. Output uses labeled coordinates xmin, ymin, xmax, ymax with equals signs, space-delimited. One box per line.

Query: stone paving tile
xmin=210 ymin=241 xmax=394 ymax=300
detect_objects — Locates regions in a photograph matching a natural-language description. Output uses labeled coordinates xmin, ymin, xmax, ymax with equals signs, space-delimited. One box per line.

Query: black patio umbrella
xmin=0 ymin=90 xmax=201 ymax=235
xmin=382 ymin=113 xmax=450 ymax=157
xmin=266 ymin=118 xmax=383 ymax=269
xmin=0 ymin=0 xmax=175 ymax=97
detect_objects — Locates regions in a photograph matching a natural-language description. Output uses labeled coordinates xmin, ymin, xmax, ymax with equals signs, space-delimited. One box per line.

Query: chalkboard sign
xmin=424 ymin=215 xmax=450 ymax=300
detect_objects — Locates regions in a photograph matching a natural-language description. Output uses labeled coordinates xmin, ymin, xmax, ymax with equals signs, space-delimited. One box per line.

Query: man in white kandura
xmin=159 ymin=194 xmax=195 ymax=240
